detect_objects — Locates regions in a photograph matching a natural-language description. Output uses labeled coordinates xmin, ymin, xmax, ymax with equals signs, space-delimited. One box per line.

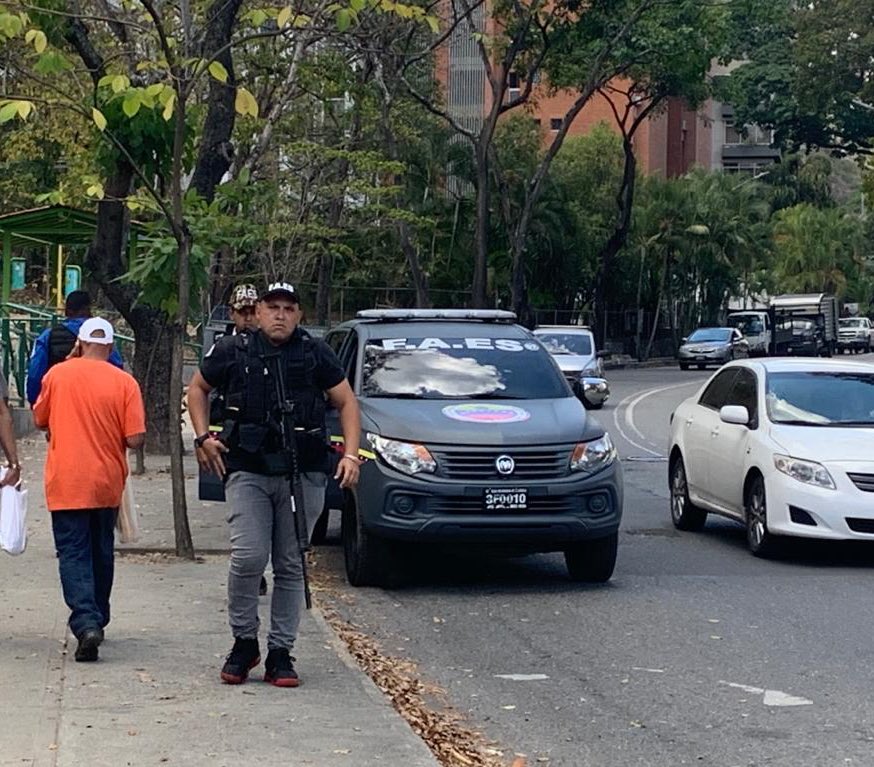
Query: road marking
xmin=720 ymin=681 xmax=813 ymax=707
xmin=632 ymin=667 xmax=665 ymax=674
xmin=495 ymin=674 xmax=550 ymax=681
xmin=613 ymin=381 xmax=702 ymax=457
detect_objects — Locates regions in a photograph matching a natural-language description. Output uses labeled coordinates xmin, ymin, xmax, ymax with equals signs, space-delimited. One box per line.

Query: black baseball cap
xmin=260 ymin=281 xmax=300 ymax=303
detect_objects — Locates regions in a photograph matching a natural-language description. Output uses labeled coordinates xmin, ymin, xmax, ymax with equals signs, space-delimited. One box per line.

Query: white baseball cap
xmin=78 ymin=317 xmax=115 ymax=345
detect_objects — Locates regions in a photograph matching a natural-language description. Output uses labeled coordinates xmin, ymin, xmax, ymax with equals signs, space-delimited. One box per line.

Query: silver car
xmin=533 ymin=326 xmax=609 ymax=409
xmin=678 ymin=327 xmax=750 ymax=370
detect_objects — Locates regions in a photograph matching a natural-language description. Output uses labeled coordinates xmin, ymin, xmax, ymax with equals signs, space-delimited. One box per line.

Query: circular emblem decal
xmin=441 ymin=403 xmax=531 ymax=424
xmin=495 ymin=454 xmax=515 ymax=475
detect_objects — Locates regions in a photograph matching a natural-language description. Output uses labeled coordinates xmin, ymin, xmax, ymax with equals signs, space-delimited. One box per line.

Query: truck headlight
xmin=570 ymin=434 xmax=616 ymax=474
xmin=367 ymin=433 xmax=436 ymax=475
xmin=580 ymin=363 xmax=602 ymax=378
xmin=773 ymin=454 xmax=835 ymax=490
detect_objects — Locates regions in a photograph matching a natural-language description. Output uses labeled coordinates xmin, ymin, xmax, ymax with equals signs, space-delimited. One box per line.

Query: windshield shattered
xmin=766 ymin=371 xmax=874 ymax=426
xmin=534 ymin=333 xmax=593 ymax=356
xmin=687 ymin=328 xmax=731 ymax=343
xmin=361 ymin=337 xmax=569 ymax=399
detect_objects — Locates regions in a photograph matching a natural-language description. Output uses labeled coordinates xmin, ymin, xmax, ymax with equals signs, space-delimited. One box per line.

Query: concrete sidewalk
xmin=1 ymin=435 xmax=438 ymax=767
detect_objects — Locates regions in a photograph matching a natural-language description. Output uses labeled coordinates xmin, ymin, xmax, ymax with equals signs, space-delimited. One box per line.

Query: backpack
xmin=47 ymin=325 xmax=77 ymax=368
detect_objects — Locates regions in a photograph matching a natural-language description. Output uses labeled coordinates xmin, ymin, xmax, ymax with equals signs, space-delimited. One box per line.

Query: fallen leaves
xmin=314 ymin=568 xmax=506 ymax=767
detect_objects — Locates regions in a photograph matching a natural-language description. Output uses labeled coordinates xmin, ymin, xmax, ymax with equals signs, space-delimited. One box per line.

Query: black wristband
xmin=194 ymin=433 xmax=211 ymax=449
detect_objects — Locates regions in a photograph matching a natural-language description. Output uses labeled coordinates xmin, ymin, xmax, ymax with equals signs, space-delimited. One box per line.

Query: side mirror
xmin=720 ymin=405 xmax=750 ymax=426
xmin=596 ymin=350 xmax=607 ymax=358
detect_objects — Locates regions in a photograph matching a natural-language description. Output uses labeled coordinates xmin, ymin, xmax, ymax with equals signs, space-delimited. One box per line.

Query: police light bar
xmin=356 ymin=309 xmax=517 ymax=322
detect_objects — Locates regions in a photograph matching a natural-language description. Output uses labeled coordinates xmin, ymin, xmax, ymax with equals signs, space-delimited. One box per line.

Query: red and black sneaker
xmin=264 ymin=648 xmax=300 ymax=688
xmin=220 ymin=638 xmax=260 ymax=684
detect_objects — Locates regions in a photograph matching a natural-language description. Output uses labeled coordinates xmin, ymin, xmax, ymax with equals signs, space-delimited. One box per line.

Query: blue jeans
xmin=51 ymin=508 xmax=117 ymax=638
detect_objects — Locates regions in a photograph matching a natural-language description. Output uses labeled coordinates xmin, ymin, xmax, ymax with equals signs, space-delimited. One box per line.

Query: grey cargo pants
xmin=224 ymin=470 xmax=327 ymax=650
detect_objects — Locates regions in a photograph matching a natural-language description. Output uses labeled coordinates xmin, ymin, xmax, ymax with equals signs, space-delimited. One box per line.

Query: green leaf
xmin=208 ymin=60 xmax=228 ymax=83
xmin=425 ymin=14 xmax=439 ymax=33
xmin=277 ymin=5 xmax=292 ymax=28
xmin=0 ymin=102 xmax=18 ymax=123
xmin=349 ymin=0 xmax=365 ymax=12
xmin=162 ymin=91 xmax=175 ymax=120
xmin=98 ymin=74 xmax=115 ymax=88
xmin=122 ymin=91 xmax=141 ymax=117
xmin=336 ymin=8 xmax=351 ymax=30
xmin=92 ymin=107 xmax=107 ymax=131
xmin=32 ymin=29 xmax=46 ymax=52
xmin=238 ymin=167 xmax=251 ymax=185
xmin=112 ymin=74 xmax=128 ymax=93
xmin=145 ymin=83 xmax=164 ymax=97
xmin=249 ymin=9 xmax=267 ymax=26
xmin=16 ymin=101 xmax=33 ymax=119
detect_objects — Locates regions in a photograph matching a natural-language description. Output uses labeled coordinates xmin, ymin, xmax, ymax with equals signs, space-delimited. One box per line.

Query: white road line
xmin=613 ymin=381 xmax=702 ymax=457
xmin=720 ymin=680 xmax=813 ymax=707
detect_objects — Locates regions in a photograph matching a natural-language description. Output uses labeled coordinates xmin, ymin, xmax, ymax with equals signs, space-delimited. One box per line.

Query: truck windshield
xmin=767 ymin=371 xmax=874 ymax=426
xmin=361 ymin=337 xmax=570 ymax=399
xmin=729 ymin=315 xmax=764 ymax=334
xmin=840 ymin=319 xmax=864 ymax=328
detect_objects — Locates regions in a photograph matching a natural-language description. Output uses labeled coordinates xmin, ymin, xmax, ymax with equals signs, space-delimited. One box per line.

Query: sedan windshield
xmin=766 ymin=371 xmax=874 ymax=426
xmin=687 ymin=328 xmax=731 ymax=343
xmin=534 ymin=333 xmax=592 ymax=356
xmin=362 ymin=337 xmax=569 ymax=399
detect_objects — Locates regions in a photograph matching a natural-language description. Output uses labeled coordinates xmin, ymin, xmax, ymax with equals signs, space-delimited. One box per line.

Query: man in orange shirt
xmin=33 ymin=317 xmax=146 ymax=662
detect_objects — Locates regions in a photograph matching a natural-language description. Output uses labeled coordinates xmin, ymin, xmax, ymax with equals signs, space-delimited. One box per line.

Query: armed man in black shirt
xmin=188 ymin=281 xmax=361 ymax=687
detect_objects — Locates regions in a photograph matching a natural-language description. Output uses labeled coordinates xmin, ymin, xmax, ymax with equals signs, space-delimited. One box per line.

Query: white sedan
xmin=668 ymin=358 xmax=874 ymax=556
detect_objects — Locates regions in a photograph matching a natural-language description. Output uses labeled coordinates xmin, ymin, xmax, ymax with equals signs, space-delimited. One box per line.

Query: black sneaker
xmin=264 ymin=648 xmax=300 ymax=688
xmin=220 ymin=638 xmax=260 ymax=684
xmin=259 ymin=576 xmax=268 ymax=596
xmin=75 ymin=628 xmax=103 ymax=662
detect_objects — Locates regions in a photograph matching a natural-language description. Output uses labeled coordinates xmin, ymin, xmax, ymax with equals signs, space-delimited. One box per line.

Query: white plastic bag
xmin=0 ymin=468 xmax=27 ymax=555
xmin=116 ymin=476 xmax=140 ymax=544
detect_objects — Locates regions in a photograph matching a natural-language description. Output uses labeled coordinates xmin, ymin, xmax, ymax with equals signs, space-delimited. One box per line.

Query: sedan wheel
xmin=745 ymin=475 xmax=779 ymax=558
xmin=669 ymin=456 xmax=707 ymax=531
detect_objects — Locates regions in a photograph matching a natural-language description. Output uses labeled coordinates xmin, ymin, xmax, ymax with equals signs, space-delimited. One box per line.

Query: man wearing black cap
xmin=26 ymin=290 xmax=123 ymax=406
xmin=187 ymin=281 xmax=361 ymax=687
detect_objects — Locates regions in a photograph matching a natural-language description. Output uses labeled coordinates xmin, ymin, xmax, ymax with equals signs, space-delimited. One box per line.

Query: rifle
xmin=267 ymin=351 xmax=313 ymax=610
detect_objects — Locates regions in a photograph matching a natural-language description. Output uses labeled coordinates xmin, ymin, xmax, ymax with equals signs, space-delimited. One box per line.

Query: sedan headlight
xmin=570 ymin=434 xmax=617 ymax=474
xmin=773 ymin=454 xmax=835 ymax=490
xmin=367 ymin=433 xmax=436 ymax=475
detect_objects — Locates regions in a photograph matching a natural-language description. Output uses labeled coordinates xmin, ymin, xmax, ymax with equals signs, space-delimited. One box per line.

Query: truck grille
xmin=848 ymin=473 xmax=874 ymax=493
xmin=430 ymin=496 xmax=577 ymax=515
xmin=432 ymin=448 xmax=571 ymax=480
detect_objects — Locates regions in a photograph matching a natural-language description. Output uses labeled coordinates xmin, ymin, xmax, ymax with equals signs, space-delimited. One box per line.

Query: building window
xmin=725 ymin=119 xmax=772 ymax=146
xmin=550 ymin=117 xmax=561 ymax=131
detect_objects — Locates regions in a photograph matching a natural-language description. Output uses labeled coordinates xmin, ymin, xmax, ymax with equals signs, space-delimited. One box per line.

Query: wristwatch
xmin=194 ymin=433 xmax=211 ymax=449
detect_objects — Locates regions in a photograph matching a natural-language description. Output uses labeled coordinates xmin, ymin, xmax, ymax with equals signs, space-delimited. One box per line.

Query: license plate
xmin=696 ymin=356 xmax=706 ymax=361
xmin=484 ymin=487 xmax=528 ymax=511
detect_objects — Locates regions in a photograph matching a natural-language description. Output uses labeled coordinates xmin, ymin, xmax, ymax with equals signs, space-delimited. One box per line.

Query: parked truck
xmin=769 ymin=293 xmax=839 ymax=357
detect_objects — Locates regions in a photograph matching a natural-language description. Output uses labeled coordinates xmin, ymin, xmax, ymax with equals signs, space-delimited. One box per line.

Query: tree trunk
xmin=509 ymin=234 xmax=531 ymax=326
xmin=189 ymin=0 xmax=243 ymax=201
xmin=471 ymin=140 xmax=489 ymax=308
xmin=593 ymin=138 xmax=637 ymax=346
xmin=85 ymin=162 xmax=174 ymax=453
xmin=398 ymin=221 xmax=431 ymax=307
xmin=644 ymin=248 xmax=670 ymax=361
xmin=315 ymin=250 xmax=332 ymax=325
xmin=130 ymin=310 xmax=173 ymax=453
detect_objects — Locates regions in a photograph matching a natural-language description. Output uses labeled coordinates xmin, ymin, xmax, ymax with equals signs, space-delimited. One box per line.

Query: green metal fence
xmin=0 ymin=302 xmax=139 ymax=407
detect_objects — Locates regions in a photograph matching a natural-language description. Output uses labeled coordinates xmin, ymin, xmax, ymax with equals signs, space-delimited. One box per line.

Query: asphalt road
xmin=319 ymin=353 xmax=874 ymax=767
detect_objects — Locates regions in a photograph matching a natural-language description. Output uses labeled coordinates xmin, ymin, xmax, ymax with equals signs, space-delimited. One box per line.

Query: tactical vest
xmin=47 ymin=325 xmax=77 ymax=368
xmin=223 ymin=329 xmax=327 ymax=471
